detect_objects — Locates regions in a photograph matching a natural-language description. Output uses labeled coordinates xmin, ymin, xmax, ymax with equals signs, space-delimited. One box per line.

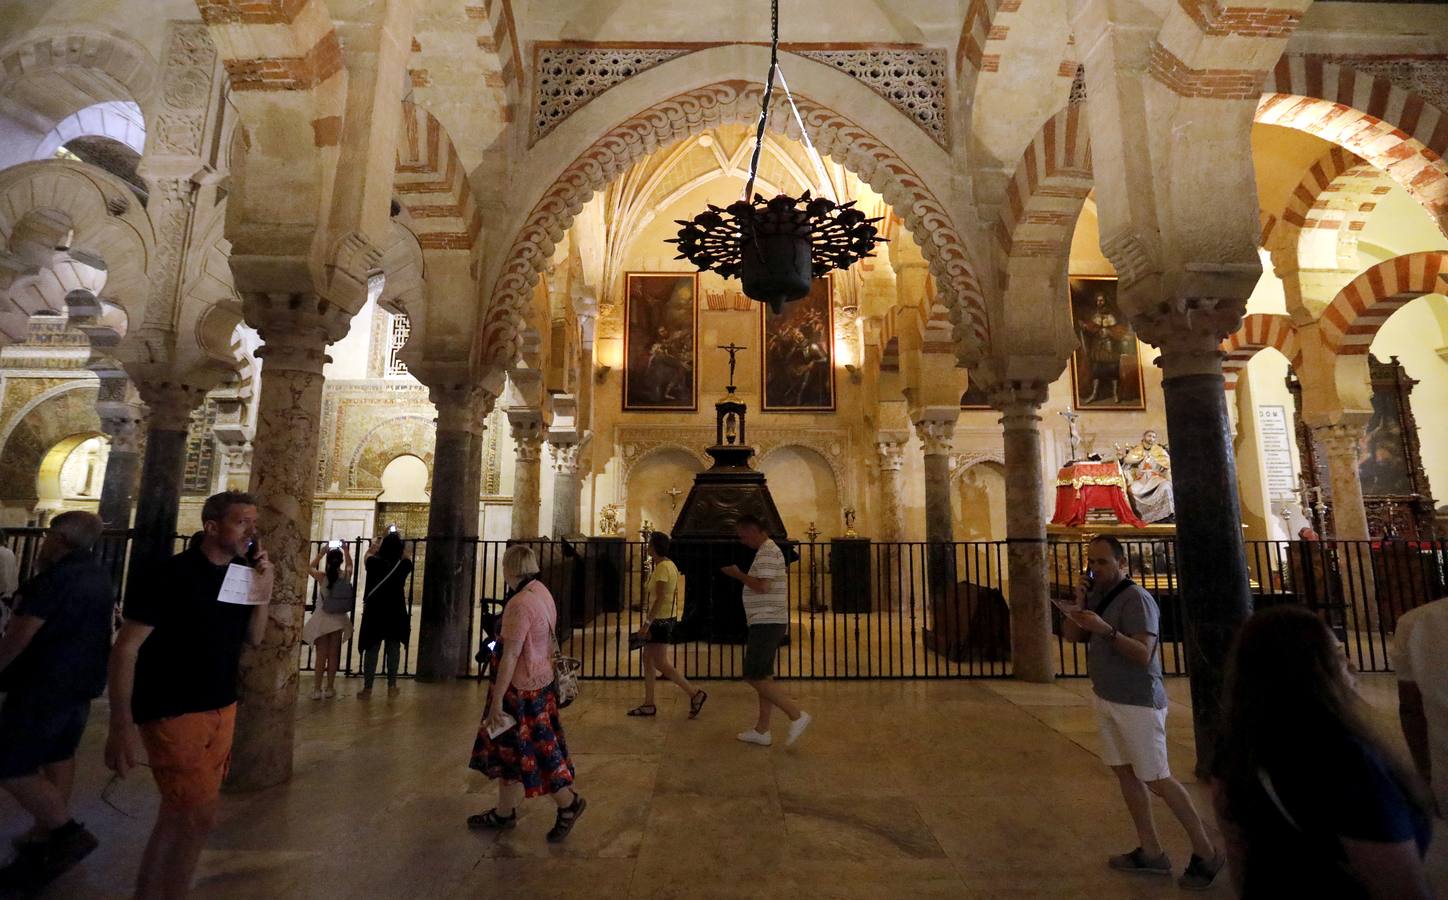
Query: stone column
xmin=416 ymin=383 xmax=489 ymax=681
xmin=229 ymin=295 xmax=347 ymax=791
xmin=991 ymin=383 xmax=1055 ymax=683
xmin=875 ymin=436 xmax=907 ymax=610
xmin=509 ymin=412 xmax=544 ymax=539
xmin=124 ymin=381 xmax=206 ymax=603
xmin=1313 ymin=420 xmax=1378 ymax=631
xmin=97 ymin=401 xmax=146 ymax=530
xmin=550 ymin=439 xmax=584 ymax=537
xmin=915 ymin=413 xmax=958 ymax=600
xmin=1152 ymin=327 xmax=1252 ymax=773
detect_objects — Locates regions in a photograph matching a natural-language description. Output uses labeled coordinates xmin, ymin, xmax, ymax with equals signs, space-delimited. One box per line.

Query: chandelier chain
xmin=743 ymin=0 xmax=780 ymax=201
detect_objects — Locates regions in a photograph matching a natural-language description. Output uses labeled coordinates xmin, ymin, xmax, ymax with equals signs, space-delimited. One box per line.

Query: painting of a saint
xmin=624 ymin=273 xmax=698 ymax=411
xmin=1357 ymin=386 xmax=1414 ymax=495
xmin=761 ymin=278 xmax=834 ymax=411
xmin=1068 ymin=276 xmax=1144 ymax=410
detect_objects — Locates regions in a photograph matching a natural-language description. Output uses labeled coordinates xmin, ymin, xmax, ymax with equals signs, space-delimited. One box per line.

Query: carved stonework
xmin=181 ymin=399 xmax=218 ymax=494
xmin=531 ymin=46 xmax=694 ymax=143
xmin=480 ymin=80 xmax=987 ymax=379
xmin=315 ymin=381 xmax=434 ymax=495
xmin=549 ymin=439 xmax=582 ymax=475
xmin=791 ymin=48 xmax=948 ymax=147
xmin=915 ymin=419 xmax=955 ymax=457
xmin=153 ymin=23 xmax=217 ymax=157
xmin=876 ymin=440 xmax=905 ymax=473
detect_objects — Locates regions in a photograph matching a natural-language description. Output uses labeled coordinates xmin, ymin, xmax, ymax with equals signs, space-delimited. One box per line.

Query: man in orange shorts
xmin=105 ymin=492 xmax=273 ymax=899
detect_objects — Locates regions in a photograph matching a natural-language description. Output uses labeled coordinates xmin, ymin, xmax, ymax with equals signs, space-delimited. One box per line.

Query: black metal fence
xmin=4 ymin=529 xmax=1441 ymax=681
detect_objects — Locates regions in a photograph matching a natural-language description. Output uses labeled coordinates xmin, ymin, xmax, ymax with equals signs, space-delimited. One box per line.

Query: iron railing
xmin=4 ymin=529 xmax=1440 ymax=680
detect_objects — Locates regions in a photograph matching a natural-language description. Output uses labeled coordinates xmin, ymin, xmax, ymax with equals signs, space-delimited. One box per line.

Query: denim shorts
xmin=0 ymin=693 xmax=91 ymax=779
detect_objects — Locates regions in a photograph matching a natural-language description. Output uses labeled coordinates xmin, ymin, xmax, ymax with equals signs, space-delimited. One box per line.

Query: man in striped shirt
xmin=721 ymin=515 xmax=811 ymax=748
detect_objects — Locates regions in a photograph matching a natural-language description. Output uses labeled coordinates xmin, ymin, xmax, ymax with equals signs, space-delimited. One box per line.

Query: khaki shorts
xmin=1093 ymin=695 xmax=1170 ymax=782
xmin=140 ymin=705 xmax=236 ymax=810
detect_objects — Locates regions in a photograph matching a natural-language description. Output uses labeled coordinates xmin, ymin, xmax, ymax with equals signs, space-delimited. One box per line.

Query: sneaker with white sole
xmin=309 ymin=689 xmax=324 ymax=701
xmin=736 ymin=729 xmax=772 ymax=746
xmin=785 ymin=712 xmax=812 ymax=747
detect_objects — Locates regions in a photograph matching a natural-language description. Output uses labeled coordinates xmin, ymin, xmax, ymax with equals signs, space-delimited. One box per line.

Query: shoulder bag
xmin=550 ymin=621 xmax=582 ymax=708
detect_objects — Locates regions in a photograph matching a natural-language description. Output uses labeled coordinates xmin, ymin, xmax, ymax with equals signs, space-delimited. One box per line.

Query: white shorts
xmin=1094 ymin=695 xmax=1170 ymax=782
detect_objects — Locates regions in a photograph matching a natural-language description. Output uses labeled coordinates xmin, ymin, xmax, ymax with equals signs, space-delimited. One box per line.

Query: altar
xmin=1049 ymin=460 xmax=1147 ymax=528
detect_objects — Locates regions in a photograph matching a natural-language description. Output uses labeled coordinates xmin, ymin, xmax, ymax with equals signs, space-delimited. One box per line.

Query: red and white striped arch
xmin=1320 ymin=251 xmax=1448 ymax=356
xmin=394 ymin=102 xmax=480 ymax=253
xmin=995 ymin=101 xmax=1093 ymax=284
xmin=1257 ymin=58 xmax=1448 ymax=237
xmin=1221 ymin=313 xmax=1301 ymax=389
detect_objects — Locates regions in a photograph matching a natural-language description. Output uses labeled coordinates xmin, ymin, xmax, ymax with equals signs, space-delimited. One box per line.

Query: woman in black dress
xmin=358 ymin=532 xmax=413 ymax=698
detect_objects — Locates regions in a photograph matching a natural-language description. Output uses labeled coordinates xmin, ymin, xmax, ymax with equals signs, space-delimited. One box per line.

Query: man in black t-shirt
xmin=105 ymin=491 xmax=274 ymax=900
xmin=0 ymin=512 xmax=112 ymax=892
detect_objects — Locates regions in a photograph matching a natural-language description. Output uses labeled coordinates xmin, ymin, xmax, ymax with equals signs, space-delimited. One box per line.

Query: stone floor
xmin=4 ymin=674 xmax=1403 ymax=899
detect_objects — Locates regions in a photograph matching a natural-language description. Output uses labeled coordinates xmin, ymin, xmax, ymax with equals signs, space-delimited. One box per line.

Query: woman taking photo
xmin=302 ymin=543 xmax=354 ymax=699
xmin=628 ymin=532 xmax=706 ymax=719
xmin=468 ymin=544 xmax=586 ymax=842
xmin=1213 ymin=605 xmax=1434 ymax=899
xmin=358 ymin=531 xmax=413 ymax=699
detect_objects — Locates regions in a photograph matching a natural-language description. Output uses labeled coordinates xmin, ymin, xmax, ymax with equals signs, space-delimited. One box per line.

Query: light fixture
xmin=594 ymin=364 xmax=612 ymax=384
xmin=666 ymin=0 xmax=885 ymax=314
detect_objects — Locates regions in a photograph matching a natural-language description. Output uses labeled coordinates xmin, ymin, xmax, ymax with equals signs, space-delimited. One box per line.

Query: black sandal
xmin=689 ymin=690 xmax=708 ymax=719
xmin=627 ymin=704 xmax=657 ymax=717
xmin=466 ymin=809 xmax=517 ymax=830
xmin=546 ymin=794 xmax=586 ymax=843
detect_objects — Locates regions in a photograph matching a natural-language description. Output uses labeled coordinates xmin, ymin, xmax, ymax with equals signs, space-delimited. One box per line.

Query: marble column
xmin=550 ymin=439 xmax=584 ymax=537
xmin=509 ymin=414 xmax=544 ymax=539
xmin=1313 ymin=421 xmax=1378 ymax=631
xmin=992 ymin=384 xmax=1055 ymax=683
xmin=417 ymin=384 xmax=488 ymax=682
xmin=915 ymin=415 xmax=957 ymax=600
xmin=875 ymin=437 xmax=907 ymax=610
xmin=123 ymin=381 xmax=206 ymax=604
xmin=97 ymin=402 xmax=146 ymax=530
xmin=229 ymin=296 xmax=346 ymax=791
xmin=1155 ymin=331 xmax=1252 ymax=774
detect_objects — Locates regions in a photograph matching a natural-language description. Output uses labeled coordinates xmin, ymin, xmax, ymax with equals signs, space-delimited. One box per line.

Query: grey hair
xmin=502 ymin=544 xmax=541 ymax=582
xmin=49 ymin=510 xmax=103 ymax=551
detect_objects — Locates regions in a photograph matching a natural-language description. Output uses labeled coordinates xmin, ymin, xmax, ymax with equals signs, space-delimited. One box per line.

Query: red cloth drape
xmin=1049 ymin=462 xmax=1148 ymax=528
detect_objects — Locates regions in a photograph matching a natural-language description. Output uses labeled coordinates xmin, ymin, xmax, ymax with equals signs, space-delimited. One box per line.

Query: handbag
xmin=550 ymin=624 xmax=582 ymax=708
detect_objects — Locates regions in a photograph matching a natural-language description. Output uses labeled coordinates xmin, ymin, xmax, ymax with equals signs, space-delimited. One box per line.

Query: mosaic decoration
xmin=181 ymin=400 xmax=218 ymax=495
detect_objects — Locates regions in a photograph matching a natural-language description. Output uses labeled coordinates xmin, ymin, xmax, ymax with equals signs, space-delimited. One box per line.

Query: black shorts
xmin=646 ymin=618 xmax=678 ymax=644
xmin=0 ymin=693 xmax=91 ymax=779
xmin=743 ymin=624 xmax=788 ymax=680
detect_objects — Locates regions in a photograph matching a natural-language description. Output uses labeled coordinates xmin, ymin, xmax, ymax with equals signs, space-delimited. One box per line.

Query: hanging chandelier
xmin=666 ymin=0 xmax=885 ymax=313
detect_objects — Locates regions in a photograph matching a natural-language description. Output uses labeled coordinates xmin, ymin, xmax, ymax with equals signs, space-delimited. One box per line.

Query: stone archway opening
xmin=35 ymin=431 xmax=108 ymax=522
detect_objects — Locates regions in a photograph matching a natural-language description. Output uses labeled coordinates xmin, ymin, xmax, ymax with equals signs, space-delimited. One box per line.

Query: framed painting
xmin=761 ymin=277 xmax=835 ymax=411
xmin=1357 ymin=370 xmax=1415 ymax=496
xmin=960 ymin=382 xmax=990 ymax=409
xmin=623 ymin=272 xmax=698 ymax=411
xmin=1068 ymin=276 xmax=1145 ymax=411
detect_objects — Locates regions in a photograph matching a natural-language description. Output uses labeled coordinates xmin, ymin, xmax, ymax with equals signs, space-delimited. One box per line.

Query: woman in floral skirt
xmin=468 ymin=544 xmax=586 ymax=842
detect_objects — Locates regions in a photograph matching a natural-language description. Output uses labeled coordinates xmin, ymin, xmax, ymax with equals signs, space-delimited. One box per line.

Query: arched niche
xmin=36 ymin=432 xmax=108 ymax=516
xmin=951 ymin=459 xmax=1006 ymax=543
xmin=757 ymin=444 xmax=841 ymax=539
xmin=0 ymin=382 xmax=100 ymax=514
xmin=377 ymin=454 xmax=430 ymax=503
xmin=624 ymin=447 xmax=704 ymax=536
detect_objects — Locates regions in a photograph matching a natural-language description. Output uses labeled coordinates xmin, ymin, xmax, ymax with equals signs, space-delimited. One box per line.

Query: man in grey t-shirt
xmin=1056 ymin=535 xmax=1222 ymax=890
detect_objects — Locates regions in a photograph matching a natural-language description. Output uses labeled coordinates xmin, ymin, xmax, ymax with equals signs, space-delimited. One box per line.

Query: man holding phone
xmin=1055 ymin=535 xmax=1222 ymax=891
xmin=105 ymin=491 xmax=274 ymax=899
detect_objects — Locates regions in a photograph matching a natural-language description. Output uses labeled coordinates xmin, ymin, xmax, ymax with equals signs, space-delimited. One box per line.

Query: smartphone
xmin=387 ymin=523 xmax=398 ymax=534
xmin=328 ymin=539 xmax=343 ymax=550
xmin=245 ymin=539 xmax=259 ymax=566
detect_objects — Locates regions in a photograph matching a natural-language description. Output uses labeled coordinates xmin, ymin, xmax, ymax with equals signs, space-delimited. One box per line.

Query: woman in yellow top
xmin=629 ymin=532 xmax=707 ymax=718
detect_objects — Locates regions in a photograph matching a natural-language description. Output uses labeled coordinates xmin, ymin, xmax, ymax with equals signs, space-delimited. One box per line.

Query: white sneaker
xmin=786 ymin=712 xmax=812 ymax=747
xmin=309 ymin=689 xmax=324 ymax=701
xmin=323 ymin=688 xmax=336 ymax=700
xmin=736 ymin=729 xmax=773 ymax=746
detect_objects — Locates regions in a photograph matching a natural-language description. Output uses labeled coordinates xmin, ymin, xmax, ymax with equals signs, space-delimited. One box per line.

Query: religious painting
xmin=761 ymin=277 xmax=835 ymax=411
xmin=960 ymin=381 xmax=990 ymax=409
xmin=623 ymin=272 xmax=698 ymax=411
xmin=1357 ymin=379 xmax=1415 ymax=496
xmin=1068 ymin=276 xmax=1145 ymax=411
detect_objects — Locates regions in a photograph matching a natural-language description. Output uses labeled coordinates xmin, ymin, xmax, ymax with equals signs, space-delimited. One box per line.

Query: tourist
xmin=1395 ymin=594 xmax=1448 ymax=891
xmin=302 ymin=543 xmax=354 ymax=700
xmin=721 ymin=514 xmax=810 ymax=748
xmin=358 ymin=532 xmax=413 ymax=699
xmin=0 ymin=512 xmax=111 ymax=892
xmin=1214 ymin=604 xmax=1433 ymax=897
xmin=1054 ymin=534 xmax=1222 ymax=889
xmin=467 ymin=544 xmax=586 ymax=842
xmin=628 ymin=532 xmax=706 ymax=719
xmin=0 ymin=528 xmax=17 ymax=636
xmin=104 ymin=491 xmax=274 ymax=900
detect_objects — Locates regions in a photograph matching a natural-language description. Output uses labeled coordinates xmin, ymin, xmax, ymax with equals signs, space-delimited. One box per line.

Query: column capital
xmin=242 ymin=292 xmax=353 ymax=375
xmin=429 ymin=382 xmax=495 ymax=435
xmin=134 ymin=379 xmax=208 ymax=431
xmin=509 ymin=410 xmax=545 ymax=461
xmin=876 ymin=439 xmax=906 ymax=473
xmin=1133 ymin=303 xmax=1241 ymax=379
xmin=98 ymin=401 xmax=148 ymax=454
xmin=549 ymin=438 xmax=585 ymax=475
xmin=987 ymin=380 xmax=1050 ymax=425
xmin=913 ymin=416 xmax=957 ymax=457
xmin=1311 ymin=420 xmax=1368 ymax=456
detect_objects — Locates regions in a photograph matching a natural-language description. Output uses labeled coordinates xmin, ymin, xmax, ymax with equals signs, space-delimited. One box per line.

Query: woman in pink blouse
xmin=467 ymin=545 xmax=586 ymax=842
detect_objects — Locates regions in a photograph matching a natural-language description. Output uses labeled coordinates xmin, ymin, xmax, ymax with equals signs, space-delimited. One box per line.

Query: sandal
xmin=627 ymin=704 xmax=657 ymax=717
xmin=466 ymin=809 xmax=517 ymax=830
xmin=546 ymin=794 xmax=586 ymax=843
xmin=689 ymin=690 xmax=708 ymax=719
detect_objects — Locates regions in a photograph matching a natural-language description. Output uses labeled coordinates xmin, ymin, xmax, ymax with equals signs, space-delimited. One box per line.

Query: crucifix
xmin=665 ymin=486 xmax=683 ymax=512
xmin=718 ymin=342 xmax=746 ymax=393
xmin=1058 ymin=409 xmax=1082 ymax=461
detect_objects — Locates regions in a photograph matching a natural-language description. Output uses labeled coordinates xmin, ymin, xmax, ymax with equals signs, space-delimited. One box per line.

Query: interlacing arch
xmin=1320 ymin=251 xmax=1448 ymax=356
xmin=477 ymin=80 xmax=987 ymax=374
xmin=1221 ymin=313 xmax=1301 ymax=389
xmin=1257 ymin=59 xmax=1448 ymax=237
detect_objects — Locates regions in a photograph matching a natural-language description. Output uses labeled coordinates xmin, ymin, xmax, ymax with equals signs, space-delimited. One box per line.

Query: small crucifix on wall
xmin=717 ymin=342 xmax=746 ymax=393
xmin=665 ymin=486 xmax=683 ymax=512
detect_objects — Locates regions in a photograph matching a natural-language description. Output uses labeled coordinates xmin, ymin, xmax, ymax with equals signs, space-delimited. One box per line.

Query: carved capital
xmin=1133 ymin=302 xmax=1243 ymax=379
xmin=429 ymin=382 xmax=494 ymax=435
xmin=1312 ymin=422 xmax=1367 ymax=459
xmin=914 ymin=418 xmax=956 ymax=457
xmin=876 ymin=440 xmax=905 ymax=473
xmin=549 ymin=439 xmax=583 ymax=476
xmin=509 ymin=410 xmax=545 ymax=462
xmin=242 ymin=292 xmax=353 ymax=375
xmin=987 ymin=380 xmax=1049 ymax=428
xmin=97 ymin=402 xmax=147 ymax=454
xmin=135 ymin=379 xmax=208 ymax=432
